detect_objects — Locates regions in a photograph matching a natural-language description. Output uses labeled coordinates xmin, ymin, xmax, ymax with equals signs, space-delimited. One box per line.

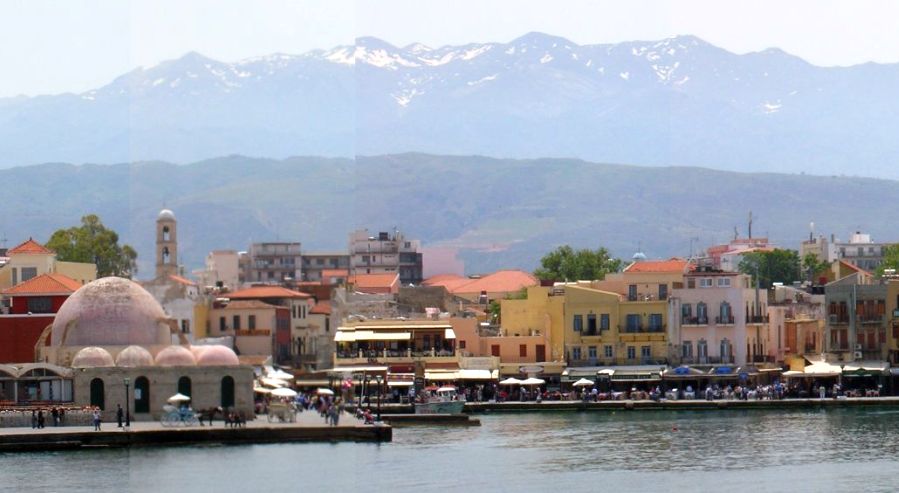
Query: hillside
xmin=1 ymin=154 xmax=897 ymax=275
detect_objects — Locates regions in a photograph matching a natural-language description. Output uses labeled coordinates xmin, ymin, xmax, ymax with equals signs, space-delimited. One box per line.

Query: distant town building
xmin=349 ymin=229 xmax=423 ymax=285
xmin=302 ymin=251 xmax=349 ymax=282
xmin=239 ymin=242 xmax=302 ymax=285
xmin=0 ymin=238 xmax=96 ymax=292
xmin=196 ymin=250 xmax=240 ymax=291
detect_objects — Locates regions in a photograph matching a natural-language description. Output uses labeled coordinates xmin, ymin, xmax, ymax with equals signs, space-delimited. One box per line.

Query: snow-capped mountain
xmin=3 ymin=33 xmax=899 ymax=178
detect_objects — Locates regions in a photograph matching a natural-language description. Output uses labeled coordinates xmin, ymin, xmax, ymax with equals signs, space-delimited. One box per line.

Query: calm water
xmin=4 ymin=408 xmax=899 ymax=492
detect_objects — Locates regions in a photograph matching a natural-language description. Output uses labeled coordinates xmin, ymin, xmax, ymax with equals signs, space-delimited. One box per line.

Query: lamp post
xmin=123 ymin=377 xmax=131 ymax=429
xmin=375 ymin=375 xmax=383 ymax=421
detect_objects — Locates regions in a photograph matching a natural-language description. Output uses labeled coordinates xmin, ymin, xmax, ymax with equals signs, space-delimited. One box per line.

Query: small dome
xmin=155 ymin=345 xmax=197 ymax=366
xmin=632 ymin=251 xmax=647 ymax=261
xmin=51 ymin=277 xmax=169 ymax=347
xmin=196 ymin=345 xmax=239 ymax=366
xmin=72 ymin=347 xmax=115 ymax=368
xmin=158 ymin=209 xmax=176 ymax=221
xmin=115 ymin=345 xmax=154 ymax=367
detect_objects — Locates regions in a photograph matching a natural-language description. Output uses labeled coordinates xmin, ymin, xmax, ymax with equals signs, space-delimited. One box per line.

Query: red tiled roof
xmin=838 ymin=260 xmax=872 ymax=276
xmin=310 ymin=301 xmax=331 ymax=315
xmin=350 ymin=273 xmax=399 ymax=289
xmin=169 ymin=274 xmax=197 ymax=286
xmin=624 ymin=258 xmax=693 ymax=273
xmin=221 ymin=299 xmax=280 ymax=310
xmin=2 ymin=273 xmax=81 ymax=295
xmin=7 ymin=238 xmax=54 ymax=255
xmin=422 ymin=274 xmax=466 ymax=285
xmin=227 ymin=285 xmax=311 ymax=299
xmin=424 ymin=270 xmax=537 ymax=294
xmin=321 ymin=269 xmax=349 ymax=277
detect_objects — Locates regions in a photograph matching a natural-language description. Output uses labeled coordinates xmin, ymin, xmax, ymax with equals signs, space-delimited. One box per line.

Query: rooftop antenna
xmin=748 ymin=210 xmax=753 ymax=239
xmin=809 ymin=221 xmax=815 ymax=242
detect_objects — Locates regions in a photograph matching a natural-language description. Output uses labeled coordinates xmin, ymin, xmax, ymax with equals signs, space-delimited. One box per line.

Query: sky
xmin=3 ymin=0 xmax=899 ymax=97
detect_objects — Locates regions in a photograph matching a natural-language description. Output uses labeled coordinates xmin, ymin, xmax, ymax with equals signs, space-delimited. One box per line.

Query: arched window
xmin=134 ymin=376 xmax=150 ymax=413
xmin=696 ymin=302 xmax=708 ymax=324
xmin=177 ymin=376 xmax=191 ymax=397
xmin=90 ymin=378 xmax=105 ymax=410
xmin=221 ymin=376 xmax=235 ymax=408
xmin=162 ymin=225 xmax=171 ymax=241
xmin=162 ymin=247 xmax=170 ymax=264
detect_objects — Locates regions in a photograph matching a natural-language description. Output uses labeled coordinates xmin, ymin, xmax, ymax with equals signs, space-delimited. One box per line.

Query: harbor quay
xmin=0 ymin=410 xmax=391 ymax=452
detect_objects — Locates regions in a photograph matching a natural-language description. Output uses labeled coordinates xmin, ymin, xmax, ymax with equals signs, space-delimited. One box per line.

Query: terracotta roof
xmin=624 ymin=258 xmax=693 ymax=273
xmin=321 ymin=269 xmax=349 ymax=277
xmin=422 ymin=274 xmax=466 ymax=286
xmin=221 ymin=299 xmax=280 ymax=310
xmin=424 ymin=270 xmax=537 ymax=294
xmin=7 ymin=238 xmax=54 ymax=255
xmin=838 ymin=260 xmax=872 ymax=276
xmin=310 ymin=301 xmax=331 ymax=315
xmin=169 ymin=274 xmax=197 ymax=286
xmin=2 ymin=273 xmax=82 ymax=295
xmin=227 ymin=285 xmax=311 ymax=299
xmin=350 ymin=273 xmax=399 ymax=289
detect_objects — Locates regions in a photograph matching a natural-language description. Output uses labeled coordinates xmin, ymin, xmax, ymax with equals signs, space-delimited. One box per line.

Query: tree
xmin=802 ymin=253 xmax=830 ymax=284
xmin=876 ymin=244 xmax=899 ymax=277
xmin=738 ymin=249 xmax=801 ymax=289
xmin=46 ymin=214 xmax=138 ymax=278
xmin=533 ymin=245 xmax=622 ymax=282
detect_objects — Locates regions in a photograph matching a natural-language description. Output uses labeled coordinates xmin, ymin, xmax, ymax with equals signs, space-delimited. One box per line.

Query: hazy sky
xmin=3 ymin=0 xmax=899 ymax=97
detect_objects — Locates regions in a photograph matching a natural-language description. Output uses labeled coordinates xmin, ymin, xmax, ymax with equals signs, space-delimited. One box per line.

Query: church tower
xmin=156 ymin=208 xmax=178 ymax=278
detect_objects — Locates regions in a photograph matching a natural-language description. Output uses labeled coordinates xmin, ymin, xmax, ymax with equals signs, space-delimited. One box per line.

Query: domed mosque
xmin=36 ymin=225 xmax=253 ymax=420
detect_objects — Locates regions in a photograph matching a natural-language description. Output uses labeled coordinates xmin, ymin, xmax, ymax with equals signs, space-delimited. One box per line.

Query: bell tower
xmin=156 ymin=208 xmax=178 ymax=278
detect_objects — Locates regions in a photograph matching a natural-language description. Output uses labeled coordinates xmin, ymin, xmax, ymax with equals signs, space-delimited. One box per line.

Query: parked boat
xmin=415 ymin=386 xmax=466 ymax=414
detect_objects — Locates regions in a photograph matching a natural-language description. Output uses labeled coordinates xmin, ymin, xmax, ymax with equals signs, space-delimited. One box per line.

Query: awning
xmin=610 ymin=372 xmax=661 ymax=382
xmin=458 ymin=369 xmax=498 ymax=380
xmin=843 ymin=361 xmax=888 ymax=374
xmin=329 ymin=366 xmax=388 ymax=374
xmin=426 ymin=371 xmax=459 ymax=381
xmin=387 ymin=381 xmax=414 ymax=387
xmin=444 ymin=328 xmax=457 ymax=339
xmin=334 ymin=332 xmax=356 ymax=342
xmin=354 ymin=331 xmax=411 ymax=341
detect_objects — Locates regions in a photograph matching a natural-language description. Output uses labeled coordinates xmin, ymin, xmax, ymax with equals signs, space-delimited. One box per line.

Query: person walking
xmin=116 ymin=404 xmax=124 ymax=428
xmin=31 ymin=410 xmax=38 ymax=429
xmin=51 ymin=407 xmax=59 ymax=427
xmin=93 ymin=407 xmax=102 ymax=431
xmin=37 ymin=409 xmax=45 ymax=429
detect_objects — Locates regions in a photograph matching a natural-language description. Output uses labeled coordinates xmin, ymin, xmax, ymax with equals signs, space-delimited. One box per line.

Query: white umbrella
xmin=253 ymin=386 xmax=271 ymax=394
xmin=261 ymin=377 xmax=288 ymax=388
xmin=520 ymin=377 xmax=545 ymax=386
xmin=572 ymin=378 xmax=595 ymax=387
xmin=316 ymin=388 xmax=335 ymax=396
xmin=270 ymin=387 xmax=298 ymax=398
xmin=167 ymin=393 xmax=191 ymax=403
xmin=499 ymin=377 xmax=522 ymax=385
xmin=267 ymin=369 xmax=295 ymax=380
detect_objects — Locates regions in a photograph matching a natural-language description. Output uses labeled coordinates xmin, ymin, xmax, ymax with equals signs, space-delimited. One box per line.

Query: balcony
xmin=859 ymin=315 xmax=884 ymax=324
xmin=682 ymin=316 xmax=709 ymax=326
xmin=335 ymin=348 xmax=459 ymax=366
xmin=747 ymin=315 xmax=769 ymax=324
xmin=715 ymin=315 xmax=735 ymax=326
xmin=828 ymin=314 xmax=849 ymax=325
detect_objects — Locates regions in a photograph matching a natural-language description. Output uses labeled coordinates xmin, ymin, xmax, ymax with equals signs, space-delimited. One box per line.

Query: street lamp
xmin=375 ymin=375 xmax=383 ymax=421
xmin=123 ymin=377 xmax=131 ymax=428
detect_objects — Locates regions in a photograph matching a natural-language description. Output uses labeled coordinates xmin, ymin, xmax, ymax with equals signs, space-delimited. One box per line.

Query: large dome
xmin=51 ymin=277 xmax=170 ymax=347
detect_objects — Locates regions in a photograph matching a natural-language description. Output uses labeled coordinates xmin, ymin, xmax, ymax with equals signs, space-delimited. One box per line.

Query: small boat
xmin=414 ymin=386 xmax=466 ymax=414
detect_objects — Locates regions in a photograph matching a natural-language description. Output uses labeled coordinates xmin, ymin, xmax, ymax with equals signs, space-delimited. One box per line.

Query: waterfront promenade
xmin=0 ymin=410 xmax=391 ymax=451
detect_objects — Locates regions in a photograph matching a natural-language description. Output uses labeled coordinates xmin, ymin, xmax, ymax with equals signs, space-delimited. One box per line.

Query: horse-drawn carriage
xmin=160 ymin=404 xmax=199 ymax=427
xmin=267 ymin=401 xmax=297 ymax=423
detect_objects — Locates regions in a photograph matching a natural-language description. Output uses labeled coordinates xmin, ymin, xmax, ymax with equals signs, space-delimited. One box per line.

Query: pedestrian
xmin=37 ymin=409 xmax=45 ymax=429
xmin=93 ymin=407 xmax=102 ymax=431
xmin=52 ymin=407 xmax=59 ymax=427
xmin=59 ymin=408 xmax=65 ymax=426
xmin=116 ymin=404 xmax=124 ymax=428
xmin=31 ymin=410 xmax=37 ymax=429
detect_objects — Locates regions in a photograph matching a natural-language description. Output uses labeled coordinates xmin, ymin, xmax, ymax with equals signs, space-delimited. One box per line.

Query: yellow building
xmin=0 ymin=238 xmax=97 ymax=292
xmin=500 ymin=285 xmax=566 ymax=362
xmin=563 ymin=285 xmax=668 ymax=366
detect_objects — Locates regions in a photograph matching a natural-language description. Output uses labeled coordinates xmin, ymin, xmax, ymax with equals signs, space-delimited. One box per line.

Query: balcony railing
xmin=715 ymin=315 xmax=735 ymax=325
xmin=682 ymin=316 xmax=709 ymax=326
xmin=678 ymin=355 xmax=735 ymax=365
xmin=747 ymin=315 xmax=769 ymax=324
xmin=336 ymin=349 xmax=457 ymax=359
xmin=828 ymin=314 xmax=849 ymax=324
xmin=859 ymin=315 xmax=884 ymax=324
xmin=620 ymin=325 xmax=665 ymax=334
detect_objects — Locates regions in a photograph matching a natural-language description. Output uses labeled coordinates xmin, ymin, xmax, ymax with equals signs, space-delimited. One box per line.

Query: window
xmin=248 ymin=315 xmax=256 ymax=330
xmin=641 ymin=345 xmax=651 ymax=358
xmin=90 ymin=378 xmax=105 ymax=410
xmin=233 ymin=315 xmax=241 ymax=331
xmin=491 ymin=345 xmax=500 ymax=357
xmin=682 ymin=341 xmax=693 ymax=358
xmin=162 ymin=247 xmax=170 ymax=264
xmin=587 ymin=314 xmax=597 ymax=334
xmin=687 ymin=277 xmax=696 ymax=289
xmin=699 ymin=278 xmax=713 ymax=288
xmin=718 ymin=302 xmax=732 ymax=324
xmin=181 ymin=320 xmax=190 ymax=333
xmin=219 ymin=317 xmax=226 ymax=332
xmin=627 ymin=346 xmax=636 ymax=360
xmin=720 ymin=338 xmax=732 ymax=361
xmin=572 ymin=347 xmax=582 ymax=360
xmin=221 ymin=376 xmax=235 ymax=408
xmin=316 ymin=258 xmax=325 ymax=265
xmin=682 ymin=303 xmax=692 ymax=321
xmin=21 ymin=267 xmax=37 ymax=282
xmin=697 ymin=303 xmax=708 ymax=323
xmin=26 ymin=297 xmax=53 ymax=313
xmin=162 ymin=225 xmax=170 ymax=241
xmin=659 ymin=284 xmax=668 ymax=300
xmin=698 ymin=339 xmax=709 ymax=359
xmin=588 ymin=346 xmax=597 ymax=359
xmin=628 ymin=284 xmax=637 ymax=300
xmin=573 ymin=314 xmax=583 ymax=332
xmin=717 ymin=277 xmax=731 ymax=288
xmin=178 ymin=376 xmax=192 ymax=397
xmin=625 ymin=314 xmax=641 ymax=332
xmin=604 ymin=345 xmax=613 ymax=358
xmin=459 ymin=340 xmax=466 ymax=349
xmin=648 ymin=313 xmax=663 ymax=331
xmin=519 ymin=345 xmax=527 ymax=357
xmin=600 ymin=314 xmax=610 ymax=331
xmin=11 ymin=268 xmax=17 ymax=286
xmin=361 ymin=255 xmax=370 ymax=263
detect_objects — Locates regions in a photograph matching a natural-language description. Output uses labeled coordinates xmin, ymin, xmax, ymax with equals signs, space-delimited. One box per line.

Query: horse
xmin=197 ymin=406 xmax=224 ymax=426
